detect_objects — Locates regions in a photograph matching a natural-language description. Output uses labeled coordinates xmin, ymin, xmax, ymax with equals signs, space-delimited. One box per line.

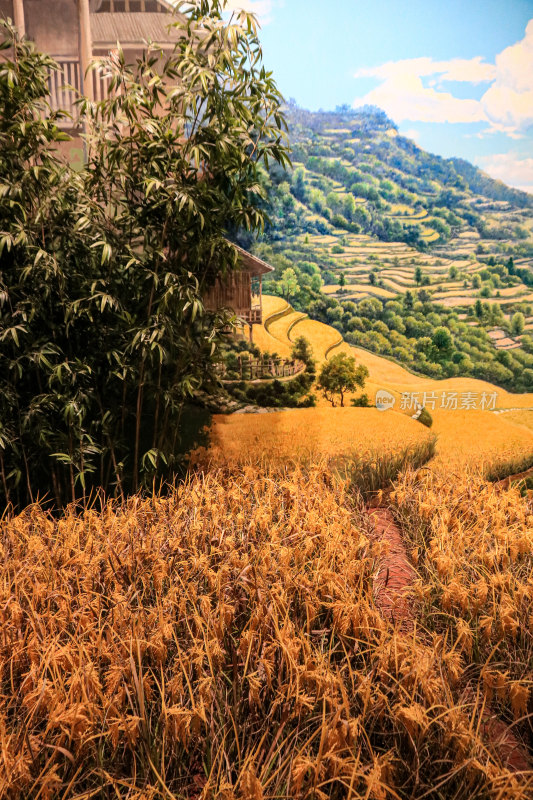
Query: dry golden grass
xmin=197 ymin=407 xmax=433 ymax=466
xmin=1 ymin=460 xmax=532 ymax=798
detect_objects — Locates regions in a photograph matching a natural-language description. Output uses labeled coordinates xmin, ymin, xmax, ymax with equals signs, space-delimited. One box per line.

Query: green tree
xmin=448 ymin=265 xmax=458 ymax=279
xmin=310 ymin=273 xmax=324 ymax=293
xmin=414 ymin=266 xmax=423 ymax=285
xmin=291 ymin=336 xmax=316 ymax=374
xmin=0 ymin=7 xmax=289 ymax=508
xmin=277 ymin=268 xmax=299 ymax=302
xmin=291 ymin=166 xmax=306 ymax=202
xmin=317 ymin=353 xmax=369 ymax=407
xmin=369 ymin=271 xmax=376 ymax=286
xmin=472 ymin=274 xmax=481 ymax=289
xmin=511 ymin=312 xmax=525 ymax=335
xmin=342 ymin=193 xmax=356 ymax=221
xmin=338 ymin=272 xmax=346 ymax=290
xmin=431 ymin=327 xmax=453 ymax=360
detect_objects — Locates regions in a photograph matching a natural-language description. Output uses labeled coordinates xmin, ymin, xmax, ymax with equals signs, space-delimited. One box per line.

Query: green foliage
xmin=0 ymin=9 xmax=288 ymax=509
xmin=277 ymin=267 xmax=299 ymax=301
xmin=511 ymin=312 xmax=525 ymax=335
xmin=317 ymin=352 xmax=369 ymax=407
xmin=350 ymin=392 xmax=370 ymax=407
xmin=291 ymin=335 xmax=316 ymax=374
xmin=431 ymin=327 xmax=454 ymax=360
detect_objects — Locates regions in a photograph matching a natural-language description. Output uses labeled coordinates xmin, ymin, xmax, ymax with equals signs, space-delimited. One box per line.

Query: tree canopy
xmin=317 ymin=353 xmax=369 ymax=407
xmin=0 ymin=3 xmax=289 ymax=509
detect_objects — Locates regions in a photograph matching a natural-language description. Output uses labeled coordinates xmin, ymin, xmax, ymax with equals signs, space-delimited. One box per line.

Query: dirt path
xmin=367 ymin=505 xmax=415 ymax=631
xmin=367 ymin=501 xmax=532 ymax=775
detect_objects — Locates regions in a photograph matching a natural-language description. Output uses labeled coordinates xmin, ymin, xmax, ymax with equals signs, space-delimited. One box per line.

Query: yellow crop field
xmin=200 ymin=407 xmax=433 ymax=465
xmin=249 ymin=297 xmax=533 ymax=473
xmin=382 ymin=270 xmax=415 ymax=280
xmin=4 ymin=460 xmax=532 ymax=797
xmin=251 ymin=296 xmax=293 ymax=357
xmin=266 ymin=309 xmax=307 ymax=348
xmin=381 ymin=278 xmax=412 ymax=293
xmin=430 ymin=408 xmax=533 ymax=471
xmin=500 ymin=409 xmax=533 ymax=432
xmin=261 ymin=294 xmax=289 ymax=318
xmin=289 ymin=316 xmax=344 ymax=360
xmin=437 ymin=293 xmax=533 ymax=308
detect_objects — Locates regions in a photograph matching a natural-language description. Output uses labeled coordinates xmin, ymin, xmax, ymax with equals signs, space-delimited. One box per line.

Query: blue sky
xmin=225 ymin=0 xmax=533 ymax=193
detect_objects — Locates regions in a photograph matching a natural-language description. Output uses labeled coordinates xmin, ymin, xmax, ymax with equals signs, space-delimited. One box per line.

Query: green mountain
xmin=237 ymin=105 xmax=533 ymax=393
xmin=259 ymin=104 xmax=533 ymax=249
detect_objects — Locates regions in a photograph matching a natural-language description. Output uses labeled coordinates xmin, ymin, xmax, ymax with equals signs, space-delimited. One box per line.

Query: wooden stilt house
xmin=203 ymin=244 xmax=274 ymax=341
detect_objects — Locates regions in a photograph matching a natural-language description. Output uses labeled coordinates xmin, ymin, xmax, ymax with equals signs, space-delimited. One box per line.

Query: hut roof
xmin=232 ymin=244 xmax=274 ymax=276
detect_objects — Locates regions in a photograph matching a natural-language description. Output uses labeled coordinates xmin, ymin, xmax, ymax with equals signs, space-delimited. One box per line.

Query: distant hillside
xmin=232 ymin=105 xmax=533 ymax=394
xmin=253 ymin=104 xmax=533 ymax=251
xmin=451 ymin=157 xmax=532 ymax=208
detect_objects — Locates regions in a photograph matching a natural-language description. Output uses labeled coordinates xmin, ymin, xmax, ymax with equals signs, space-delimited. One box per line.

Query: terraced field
xmin=322 ymin=282 xmax=397 ymax=298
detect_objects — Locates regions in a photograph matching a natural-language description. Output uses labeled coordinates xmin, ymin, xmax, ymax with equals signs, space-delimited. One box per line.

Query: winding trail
xmin=367 ymin=505 xmax=415 ymax=632
xmin=367 ymin=500 xmax=532 ymax=775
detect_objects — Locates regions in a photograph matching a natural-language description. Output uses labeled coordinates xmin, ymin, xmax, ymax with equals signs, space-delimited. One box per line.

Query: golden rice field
xmin=266 ymin=309 xmax=307 ymax=347
xmin=1 ymin=458 xmax=532 ymax=798
xmin=286 ymin=317 xmax=343 ymax=360
xmin=438 ymin=293 xmax=533 ymax=308
xmin=251 ymin=296 xmax=293 ymax=357
xmin=198 ymin=407 xmax=433 ymax=466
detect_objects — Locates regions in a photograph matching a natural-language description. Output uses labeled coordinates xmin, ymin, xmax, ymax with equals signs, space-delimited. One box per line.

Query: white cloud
xmin=353 ymin=72 xmax=487 ymax=124
xmin=352 ymin=56 xmax=492 ymax=124
xmin=401 ymin=128 xmax=421 ymax=141
xmin=476 ymin=152 xmax=533 ymax=193
xmin=352 ymin=20 xmax=533 ymax=136
xmin=481 ymin=20 xmax=533 ymax=134
xmin=224 ymin=0 xmax=276 ymax=25
xmin=354 ymin=56 xmax=496 ymax=84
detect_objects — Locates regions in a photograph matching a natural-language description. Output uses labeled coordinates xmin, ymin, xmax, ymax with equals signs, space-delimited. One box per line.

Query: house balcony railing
xmin=47 ymin=57 xmax=112 ymax=126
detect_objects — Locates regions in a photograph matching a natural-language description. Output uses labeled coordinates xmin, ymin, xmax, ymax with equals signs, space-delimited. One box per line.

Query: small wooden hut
xmin=203 ymin=244 xmax=274 ymax=341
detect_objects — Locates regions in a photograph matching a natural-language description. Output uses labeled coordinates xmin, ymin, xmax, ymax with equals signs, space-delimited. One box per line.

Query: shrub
xmin=350 ymin=392 xmax=370 ymax=407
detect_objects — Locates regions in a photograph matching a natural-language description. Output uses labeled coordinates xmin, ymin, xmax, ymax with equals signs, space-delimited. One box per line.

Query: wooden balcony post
xmin=13 ymin=0 xmax=25 ymax=37
xmin=77 ymin=0 xmax=93 ymax=101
